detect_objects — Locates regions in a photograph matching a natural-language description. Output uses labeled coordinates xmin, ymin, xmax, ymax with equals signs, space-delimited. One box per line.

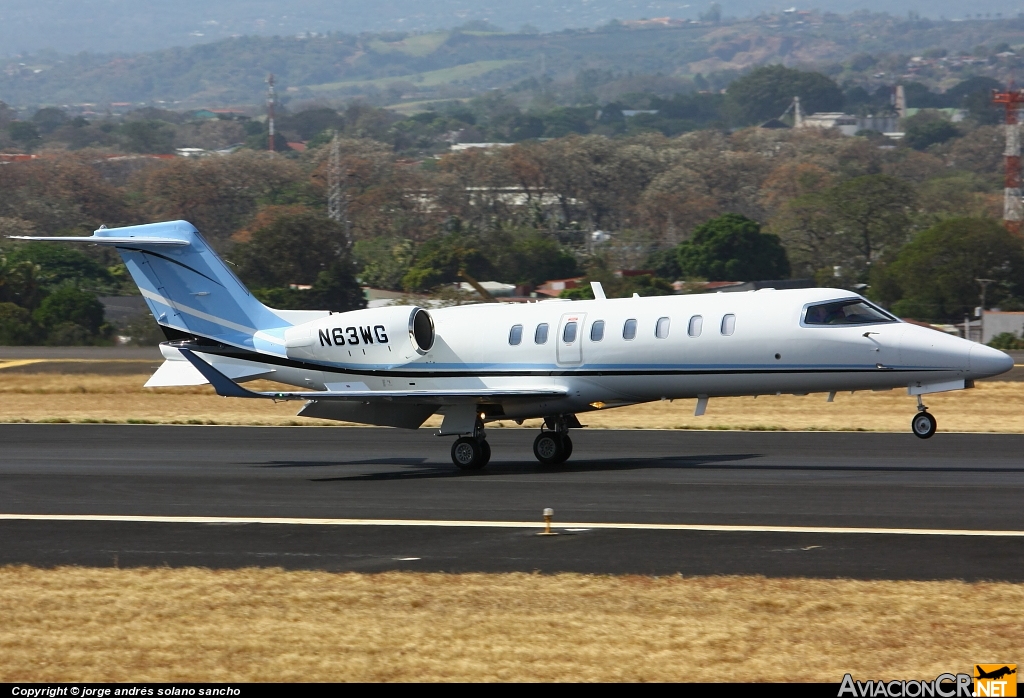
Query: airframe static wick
xmin=14 ymin=220 xmax=1013 ymax=469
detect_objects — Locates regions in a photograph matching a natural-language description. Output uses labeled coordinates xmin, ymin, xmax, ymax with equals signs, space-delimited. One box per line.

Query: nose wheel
xmin=911 ymin=395 xmax=936 ymax=439
xmin=911 ymin=411 xmax=936 ymax=439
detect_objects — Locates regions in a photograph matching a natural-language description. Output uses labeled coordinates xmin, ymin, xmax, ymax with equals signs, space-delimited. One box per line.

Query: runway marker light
xmin=539 ymin=507 xmax=557 ymax=536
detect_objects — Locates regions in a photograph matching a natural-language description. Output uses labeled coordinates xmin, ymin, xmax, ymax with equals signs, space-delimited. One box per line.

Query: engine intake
xmin=410 ymin=307 xmax=434 ymax=353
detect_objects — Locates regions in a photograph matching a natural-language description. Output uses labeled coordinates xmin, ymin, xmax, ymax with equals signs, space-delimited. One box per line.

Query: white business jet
xmin=14 ymin=220 xmax=1014 ymax=469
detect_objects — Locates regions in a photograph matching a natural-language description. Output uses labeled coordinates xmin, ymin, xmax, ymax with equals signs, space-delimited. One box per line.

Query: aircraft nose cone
xmin=969 ymin=344 xmax=1014 ymax=378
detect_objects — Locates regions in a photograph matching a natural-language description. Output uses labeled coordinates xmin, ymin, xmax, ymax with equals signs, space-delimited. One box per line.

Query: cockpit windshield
xmin=804 ymin=299 xmax=897 ymax=326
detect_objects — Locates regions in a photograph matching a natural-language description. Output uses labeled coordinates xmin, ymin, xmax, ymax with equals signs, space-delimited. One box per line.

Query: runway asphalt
xmin=1 ymin=424 xmax=1023 ymax=580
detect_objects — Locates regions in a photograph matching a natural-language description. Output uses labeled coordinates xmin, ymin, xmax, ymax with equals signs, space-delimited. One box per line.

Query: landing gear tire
xmin=911 ymin=411 xmax=937 ymax=439
xmin=534 ymin=432 xmax=572 ymax=465
xmin=557 ymin=434 xmax=573 ymax=463
xmin=452 ymin=436 xmax=489 ymax=470
xmin=533 ymin=432 xmax=564 ymax=465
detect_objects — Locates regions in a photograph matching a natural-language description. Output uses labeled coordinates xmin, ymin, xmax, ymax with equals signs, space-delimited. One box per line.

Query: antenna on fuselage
xmin=590 ymin=281 xmax=607 ymax=300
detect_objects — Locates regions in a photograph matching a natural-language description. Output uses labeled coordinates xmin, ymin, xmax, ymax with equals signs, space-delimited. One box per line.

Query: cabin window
xmin=804 ymin=299 xmax=897 ymax=326
xmin=721 ymin=314 xmax=736 ymax=336
xmin=623 ymin=318 xmax=638 ymax=340
xmin=535 ymin=323 xmax=549 ymax=344
xmin=563 ymin=321 xmax=578 ymax=343
xmin=591 ymin=320 xmax=605 ymax=342
xmin=509 ymin=324 xmax=523 ymax=345
xmin=688 ymin=315 xmax=703 ymax=337
xmin=655 ymin=316 xmax=671 ymax=339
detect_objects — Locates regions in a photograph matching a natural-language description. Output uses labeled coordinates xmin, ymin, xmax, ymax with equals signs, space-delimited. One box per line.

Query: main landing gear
xmin=451 ymin=434 xmax=491 ymax=470
xmin=533 ymin=415 xmax=573 ymax=466
xmin=448 ymin=415 xmax=578 ymax=469
xmin=911 ymin=396 xmax=937 ymax=439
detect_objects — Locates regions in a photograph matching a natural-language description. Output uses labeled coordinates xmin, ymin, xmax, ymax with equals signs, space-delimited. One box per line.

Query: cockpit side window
xmin=804 ymin=300 xmax=897 ymax=326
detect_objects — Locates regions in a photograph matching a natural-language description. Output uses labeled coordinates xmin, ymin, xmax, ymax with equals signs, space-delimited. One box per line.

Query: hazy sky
xmin=3 ymin=1 xmax=1024 ymax=55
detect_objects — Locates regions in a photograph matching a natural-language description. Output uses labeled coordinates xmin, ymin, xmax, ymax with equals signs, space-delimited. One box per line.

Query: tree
xmin=870 ymin=218 xmax=1024 ymax=321
xmin=136 ymin=151 xmax=306 ymax=244
xmin=947 ymin=76 xmax=1003 ymax=125
xmin=120 ymin=120 xmax=175 ymax=154
xmin=903 ymin=113 xmax=960 ymax=150
xmin=31 ymin=107 xmax=70 ymax=135
xmin=0 ymin=254 xmax=44 ymax=311
xmin=401 ymin=229 xmax=494 ymax=292
xmin=5 ymin=242 xmax=113 ymax=292
xmin=488 ymin=231 xmax=579 ymax=286
xmin=826 ymin=174 xmax=916 ymax=272
xmin=234 ymin=207 xmax=359 ymax=291
xmin=353 ymin=237 xmax=415 ymax=290
xmin=768 ymin=193 xmax=842 ymax=280
xmin=32 ymin=285 xmax=107 ymax=344
xmin=725 ymin=66 xmax=843 ymax=125
xmin=676 ymin=213 xmax=790 ymax=281
xmin=0 ymin=302 xmax=38 ymax=345
xmin=279 ymin=108 xmax=343 ymax=141
xmin=8 ymin=122 xmax=40 ymax=148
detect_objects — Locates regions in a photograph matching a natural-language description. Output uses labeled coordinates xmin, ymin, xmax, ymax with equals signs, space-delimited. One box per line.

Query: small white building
xmin=981 ymin=310 xmax=1024 ymax=344
xmin=799 ymin=112 xmax=901 ymax=137
xmin=458 ymin=281 xmax=517 ymax=297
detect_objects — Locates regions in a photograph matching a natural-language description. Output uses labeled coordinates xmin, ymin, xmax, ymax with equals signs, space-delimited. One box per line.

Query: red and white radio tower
xmin=992 ymin=87 xmax=1024 ymax=234
xmin=266 ymin=73 xmax=276 ymax=153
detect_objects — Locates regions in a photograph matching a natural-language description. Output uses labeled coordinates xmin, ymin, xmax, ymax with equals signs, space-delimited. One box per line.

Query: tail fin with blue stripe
xmin=10 ymin=220 xmax=316 ymax=350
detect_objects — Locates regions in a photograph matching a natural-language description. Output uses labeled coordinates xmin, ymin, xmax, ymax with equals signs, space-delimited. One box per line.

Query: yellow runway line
xmin=2 ymin=513 xmax=1023 ymax=537
xmin=0 ymin=358 xmax=157 ymax=370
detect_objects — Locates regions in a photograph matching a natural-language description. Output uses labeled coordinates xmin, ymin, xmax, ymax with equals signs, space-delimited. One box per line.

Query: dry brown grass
xmin=0 ymin=566 xmax=1019 ymax=682
xmin=0 ymin=372 xmax=1023 ymax=432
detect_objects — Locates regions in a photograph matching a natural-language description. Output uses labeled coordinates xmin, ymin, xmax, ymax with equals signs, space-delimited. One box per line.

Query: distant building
xmin=798 ymin=112 xmax=901 ymax=137
xmin=536 ymin=277 xmax=585 ymax=297
xmin=458 ymin=281 xmax=517 ymax=297
xmin=450 ymin=143 xmax=514 ymax=151
xmin=981 ymin=310 xmax=1024 ymax=344
xmin=674 ymin=279 xmax=816 ymax=293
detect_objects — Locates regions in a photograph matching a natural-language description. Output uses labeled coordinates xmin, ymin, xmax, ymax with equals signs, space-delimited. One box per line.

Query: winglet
xmin=177 ymin=348 xmax=260 ymax=398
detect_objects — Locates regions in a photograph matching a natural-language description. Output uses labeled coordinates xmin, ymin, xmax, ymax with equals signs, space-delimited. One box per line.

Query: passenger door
xmin=556 ymin=312 xmax=585 ymax=365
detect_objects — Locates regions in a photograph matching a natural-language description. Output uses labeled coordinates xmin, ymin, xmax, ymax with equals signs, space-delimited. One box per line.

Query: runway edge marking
xmin=2 ymin=514 xmax=1023 ymax=537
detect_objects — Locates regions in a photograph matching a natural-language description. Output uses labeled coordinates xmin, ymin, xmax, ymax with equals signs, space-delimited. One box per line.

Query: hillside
xmin=4 ymin=1 xmax=1024 ymax=55
xmin=4 ymin=13 xmax=1024 ymax=107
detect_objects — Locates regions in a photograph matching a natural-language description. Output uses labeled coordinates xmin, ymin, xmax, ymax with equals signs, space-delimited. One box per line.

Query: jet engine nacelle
xmin=283 ymin=306 xmax=434 ymax=365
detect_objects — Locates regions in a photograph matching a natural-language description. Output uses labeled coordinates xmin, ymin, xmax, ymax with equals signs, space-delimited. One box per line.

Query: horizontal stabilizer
xmin=9 ymin=235 xmax=188 ymax=246
xmin=178 ymin=347 xmax=567 ymax=403
xmin=144 ymin=357 xmax=276 ymax=387
xmin=144 ymin=359 xmax=208 ymax=387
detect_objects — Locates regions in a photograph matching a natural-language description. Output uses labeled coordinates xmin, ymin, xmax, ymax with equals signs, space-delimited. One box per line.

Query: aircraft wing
xmin=178 ymin=348 xmax=567 ymax=402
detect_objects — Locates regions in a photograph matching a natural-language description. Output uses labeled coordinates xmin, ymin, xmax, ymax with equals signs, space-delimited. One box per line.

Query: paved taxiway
xmin=1 ymin=424 xmax=1022 ymax=580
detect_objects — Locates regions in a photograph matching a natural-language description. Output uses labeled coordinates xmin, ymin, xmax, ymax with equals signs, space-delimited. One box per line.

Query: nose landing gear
xmin=911 ymin=396 xmax=937 ymax=439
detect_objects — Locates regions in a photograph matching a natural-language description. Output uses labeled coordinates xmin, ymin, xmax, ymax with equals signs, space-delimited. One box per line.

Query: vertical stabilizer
xmin=10 ymin=220 xmax=292 ymax=349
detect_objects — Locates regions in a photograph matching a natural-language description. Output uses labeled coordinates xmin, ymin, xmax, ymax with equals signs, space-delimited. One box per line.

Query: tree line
xmin=1 ymin=68 xmax=1022 ymax=344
